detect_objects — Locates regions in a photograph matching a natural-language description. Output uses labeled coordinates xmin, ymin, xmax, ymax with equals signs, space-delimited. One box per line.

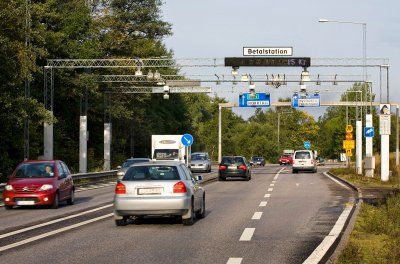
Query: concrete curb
xmin=303 ymin=171 xmax=362 ymax=264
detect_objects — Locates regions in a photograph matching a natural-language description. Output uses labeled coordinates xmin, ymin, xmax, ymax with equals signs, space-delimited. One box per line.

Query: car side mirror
xmin=117 ymin=166 xmax=122 ymax=170
xmin=195 ymin=175 xmax=204 ymax=182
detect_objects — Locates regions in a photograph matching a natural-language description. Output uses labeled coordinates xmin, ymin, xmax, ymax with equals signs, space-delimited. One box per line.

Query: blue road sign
xmin=292 ymin=93 xmax=320 ymax=107
xmin=304 ymin=141 xmax=311 ymax=149
xmin=364 ymin=127 xmax=375 ymax=138
xmin=239 ymin=93 xmax=271 ymax=107
xmin=181 ymin=134 xmax=194 ymax=147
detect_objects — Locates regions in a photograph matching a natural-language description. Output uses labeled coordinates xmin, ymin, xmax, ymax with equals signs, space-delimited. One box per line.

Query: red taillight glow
xmin=219 ymin=165 xmax=227 ymax=171
xmin=173 ymin=181 xmax=187 ymax=193
xmin=238 ymin=164 xmax=247 ymax=171
xmin=115 ymin=182 xmax=126 ymax=194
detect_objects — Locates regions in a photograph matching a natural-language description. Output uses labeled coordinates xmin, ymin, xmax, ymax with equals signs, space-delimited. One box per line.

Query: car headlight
xmin=5 ymin=185 xmax=14 ymax=191
xmin=39 ymin=184 xmax=54 ymax=191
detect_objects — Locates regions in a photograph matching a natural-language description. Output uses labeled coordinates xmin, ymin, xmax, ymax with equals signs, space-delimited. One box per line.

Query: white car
xmin=292 ymin=150 xmax=317 ymax=173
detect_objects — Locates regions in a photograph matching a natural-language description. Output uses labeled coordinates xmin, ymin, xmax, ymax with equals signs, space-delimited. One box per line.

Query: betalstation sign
xmin=243 ymin=47 xmax=293 ymax=56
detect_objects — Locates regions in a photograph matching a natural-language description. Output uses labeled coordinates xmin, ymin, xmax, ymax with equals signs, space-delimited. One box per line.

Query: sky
xmin=161 ymin=0 xmax=399 ymax=119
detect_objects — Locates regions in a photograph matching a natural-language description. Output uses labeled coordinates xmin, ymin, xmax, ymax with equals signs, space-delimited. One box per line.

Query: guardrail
xmin=0 ymin=170 xmax=118 ymax=192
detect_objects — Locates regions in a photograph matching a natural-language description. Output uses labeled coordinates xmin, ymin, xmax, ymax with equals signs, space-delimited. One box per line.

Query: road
xmin=0 ymin=165 xmax=354 ymax=264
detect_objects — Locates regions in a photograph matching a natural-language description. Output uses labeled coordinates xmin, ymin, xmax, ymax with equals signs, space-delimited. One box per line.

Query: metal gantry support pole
xmin=79 ymin=86 xmax=89 ymax=173
xmin=43 ymin=66 xmax=54 ymax=160
xmin=104 ymin=93 xmax=112 ymax=171
xmin=396 ymin=105 xmax=399 ymax=166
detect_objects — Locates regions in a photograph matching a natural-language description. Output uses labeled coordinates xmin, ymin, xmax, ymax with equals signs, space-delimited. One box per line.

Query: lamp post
xmin=319 ymin=18 xmax=368 ymax=175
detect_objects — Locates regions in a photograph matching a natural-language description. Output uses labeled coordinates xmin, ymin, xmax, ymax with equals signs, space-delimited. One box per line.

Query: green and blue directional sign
xmin=239 ymin=93 xmax=271 ymax=107
xmin=292 ymin=93 xmax=320 ymax=107
xmin=364 ymin=127 xmax=375 ymax=138
xmin=304 ymin=141 xmax=311 ymax=149
xmin=181 ymin=134 xmax=194 ymax=147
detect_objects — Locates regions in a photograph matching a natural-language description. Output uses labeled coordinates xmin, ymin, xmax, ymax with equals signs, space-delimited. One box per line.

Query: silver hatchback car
xmin=114 ymin=161 xmax=206 ymax=226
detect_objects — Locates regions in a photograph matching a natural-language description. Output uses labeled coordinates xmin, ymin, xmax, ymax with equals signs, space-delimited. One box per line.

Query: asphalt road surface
xmin=0 ymin=165 xmax=354 ymax=264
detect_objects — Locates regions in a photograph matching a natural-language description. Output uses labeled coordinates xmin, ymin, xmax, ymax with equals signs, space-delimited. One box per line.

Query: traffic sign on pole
xmin=181 ymin=134 xmax=194 ymax=147
xmin=364 ymin=127 xmax=375 ymax=138
xmin=304 ymin=141 xmax=311 ymax=149
xmin=346 ymin=125 xmax=353 ymax=133
xmin=346 ymin=149 xmax=353 ymax=157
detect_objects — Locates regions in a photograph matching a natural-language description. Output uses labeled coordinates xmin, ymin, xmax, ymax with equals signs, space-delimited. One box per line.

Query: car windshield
xmin=123 ymin=166 xmax=180 ymax=181
xmin=295 ymin=152 xmax=311 ymax=159
xmin=153 ymin=149 xmax=179 ymax=160
xmin=222 ymin=157 xmax=245 ymax=165
xmin=15 ymin=162 xmax=55 ymax=178
xmin=191 ymin=154 xmax=207 ymax=161
xmin=122 ymin=159 xmax=149 ymax=168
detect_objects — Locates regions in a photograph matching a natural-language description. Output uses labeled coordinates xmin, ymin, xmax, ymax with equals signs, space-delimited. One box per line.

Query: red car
xmin=2 ymin=160 xmax=75 ymax=209
xmin=279 ymin=154 xmax=293 ymax=165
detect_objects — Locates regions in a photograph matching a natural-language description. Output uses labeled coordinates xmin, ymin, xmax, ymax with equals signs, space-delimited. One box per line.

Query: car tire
xmin=182 ymin=200 xmax=195 ymax=226
xmin=218 ymin=176 xmax=225 ymax=181
xmin=115 ymin=216 xmax=129 ymax=226
xmin=245 ymin=175 xmax=250 ymax=181
xmin=4 ymin=205 xmax=13 ymax=210
xmin=292 ymin=170 xmax=298 ymax=174
xmin=196 ymin=195 xmax=206 ymax=219
xmin=66 ymin=189 xmax=75 ymax=205
xmin=51 ymin=192 xmax=59 ymax=209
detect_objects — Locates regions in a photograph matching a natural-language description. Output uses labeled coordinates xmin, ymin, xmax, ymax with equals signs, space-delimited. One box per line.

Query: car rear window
xmin=295 ymin=152 xmax=311 ymax=159
xmin=222 ymin=157 xmax=245 ymax=165
xmin=123 ymin=166 xmax=180 ymax=181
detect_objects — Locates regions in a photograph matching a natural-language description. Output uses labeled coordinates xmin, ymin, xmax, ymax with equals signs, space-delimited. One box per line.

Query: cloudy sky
xmin=161 ymin=0 xmax=399 ymax=118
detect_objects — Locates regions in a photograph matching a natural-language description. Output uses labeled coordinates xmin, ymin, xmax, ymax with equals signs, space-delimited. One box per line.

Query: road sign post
xmin=181 ymin=134 xmax=194 ymax=166
xmin=380 ymin=104 xmax=391 ymax=181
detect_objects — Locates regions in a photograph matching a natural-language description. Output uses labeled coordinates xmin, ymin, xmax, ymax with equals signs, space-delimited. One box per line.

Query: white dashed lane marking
xmin=239 ymin=228 xmax=255 ymax=241
xmin=251 ymin=212 xmax=263 ymax=220
xmin=270 ymin=183 xmax=275 ymax=187
xmin=264 ymin=193 xmax=271 ymax=198
xmin=259 ymin=201 xmax=268 ymax=207
xmin=227 ymin=258 xmax=243 ymax=264
xmin=267 ymin=188 xmax=273 ymax=192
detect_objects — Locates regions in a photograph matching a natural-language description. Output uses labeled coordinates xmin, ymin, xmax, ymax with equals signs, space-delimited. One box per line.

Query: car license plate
xmin=16 ymin=200 xmax=35 ymax=205
xmin=137 ymin=188 xmax=163 ymax=195
xmin=228 ymin=166 xmax=236 ymax=170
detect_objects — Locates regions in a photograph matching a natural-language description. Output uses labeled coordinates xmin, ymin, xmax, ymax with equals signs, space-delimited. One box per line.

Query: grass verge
xmin=338 ymin=194 xmax=400 ymax=263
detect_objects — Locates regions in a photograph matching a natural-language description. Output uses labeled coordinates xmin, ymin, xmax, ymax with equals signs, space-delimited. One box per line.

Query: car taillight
xmin=219 ymin=165 xmax=227 ymax=171
xmin=238 ymin=164 xmax=247 ymax=171
xmin=115 ymin=182 xmax=126 ymax=194
xmin=173 ymin=181 xmax=187 ymax=193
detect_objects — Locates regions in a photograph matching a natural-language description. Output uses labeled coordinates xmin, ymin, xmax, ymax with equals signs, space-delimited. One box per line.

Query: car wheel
xmin=51 ymin=192 xmax=59 ymax=209
xmin=292 ymin=170 xmax=298 ymax=174
xmin=182 ymin=200 xmax=195 ymax=226
xmin=115 ymin=216 xmax=129 ymax=226
xmin=4 ymin=205 xmax=13 ymax=210
xmin=67 ymin=189 xmax=75 ymax=205
xmin=245 ymin=175 xmax=250 ymax=181
xmin=218 ymin=176 xmax=225 ymax=181
xmin=196 ymin=194 xmax=206 ymax=219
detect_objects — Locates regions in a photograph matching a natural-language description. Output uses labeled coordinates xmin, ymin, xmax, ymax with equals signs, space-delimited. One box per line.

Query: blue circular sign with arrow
xmin=181 ymin=134 xmax=194 ymax=147
xmin=304 ymin=141 xmax=311 ymax=150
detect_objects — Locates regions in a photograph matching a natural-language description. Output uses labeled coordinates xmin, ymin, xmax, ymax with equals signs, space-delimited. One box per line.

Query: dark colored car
xmin=2 ymin=160 xmax=75 ymax=209
xmin=250 ymin=156 xmax=265 ymax=166
xmin=279 ymin=154 xmax=293 ymax=165
xmin=316 ymin=156 xmax=326 ymax=166
xmin=218 ymin=156 xmax=252 ymax=181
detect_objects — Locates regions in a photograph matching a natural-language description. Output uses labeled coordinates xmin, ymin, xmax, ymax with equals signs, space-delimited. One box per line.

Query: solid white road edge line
xmin=252 ymin=212 xmax=263 ymax=220
xmin=226 ymin=258 xmax=243 ymax=264
xmin=0 ymin=204 xmax=113 ymax=239
xmin=273 ymin=168 xmax=285 ymax=180
xmin=0 ymin=213 xmax=114 ymax=252
xmin=259 ymin=201 xmax=268 ymax=207
xmin=303 ymin=171 xmax=356 ymax=264
xmin=302 ymin=205 xmax=353 ymax=264
xmin=239 ymin=228 xmax=255 ymax=241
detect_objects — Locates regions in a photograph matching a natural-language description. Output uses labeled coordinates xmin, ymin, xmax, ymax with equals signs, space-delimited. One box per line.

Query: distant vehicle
xmin=292 ymin=150 xmax=317 ymax=173
xmin=2 ymin=160 xmax=75 ymax=209
xmin=279 ymin=154 xmax=293 ymax=165
xmin=151 ymin=135 xmax=187 ymax=164
xmin=114 ymin=161 xmax=205 ymax=226
xmin=218 ymin=156 xmax=252 ymax=181
xmin=316 ymin=156 xmax=326 ymax=166
xmin=117 ymin=158 xmax=151 ymax=180
xmin=250 ymin=156 xmax=265 ymax=166
xmin=283 ymin=149 xmax=295 ymax=155
xmin=190 ymin=152 xmax=212 ymax=173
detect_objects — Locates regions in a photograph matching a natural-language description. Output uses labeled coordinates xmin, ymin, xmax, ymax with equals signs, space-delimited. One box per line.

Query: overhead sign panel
xmin=239 ymin=93 xmax=270 ymax=107
xmin=243 ymin=47 xmax=293 ymax=56
xmin=225 ymin=57 xmax=310 ymax=67
xmin=292 ymin=93 xmax=320 ymax=107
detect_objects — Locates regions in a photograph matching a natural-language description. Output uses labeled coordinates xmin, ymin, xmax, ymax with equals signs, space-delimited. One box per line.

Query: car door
xmin=180 ymin=165 xmax=201 ymax=211
xmin=61 ymin=162 xmax=73 ymax=196
xmin=56 ymin=162 xmax=68 ymax=200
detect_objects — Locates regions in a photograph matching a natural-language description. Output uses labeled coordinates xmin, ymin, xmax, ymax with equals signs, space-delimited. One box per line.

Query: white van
xmin=292 ymin=150 xmax=317 ymax=173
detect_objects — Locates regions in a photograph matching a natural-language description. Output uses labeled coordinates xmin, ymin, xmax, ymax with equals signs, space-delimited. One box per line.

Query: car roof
xmin=191 ymin=152 xmax=208 ymax=155
xmin=130 ymin=161 xmax=183 ymax=166
xmin=125 ymin=158 xmax=151 ymax=161
xmin=22 ymin=160 xmax=57 ymax=164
